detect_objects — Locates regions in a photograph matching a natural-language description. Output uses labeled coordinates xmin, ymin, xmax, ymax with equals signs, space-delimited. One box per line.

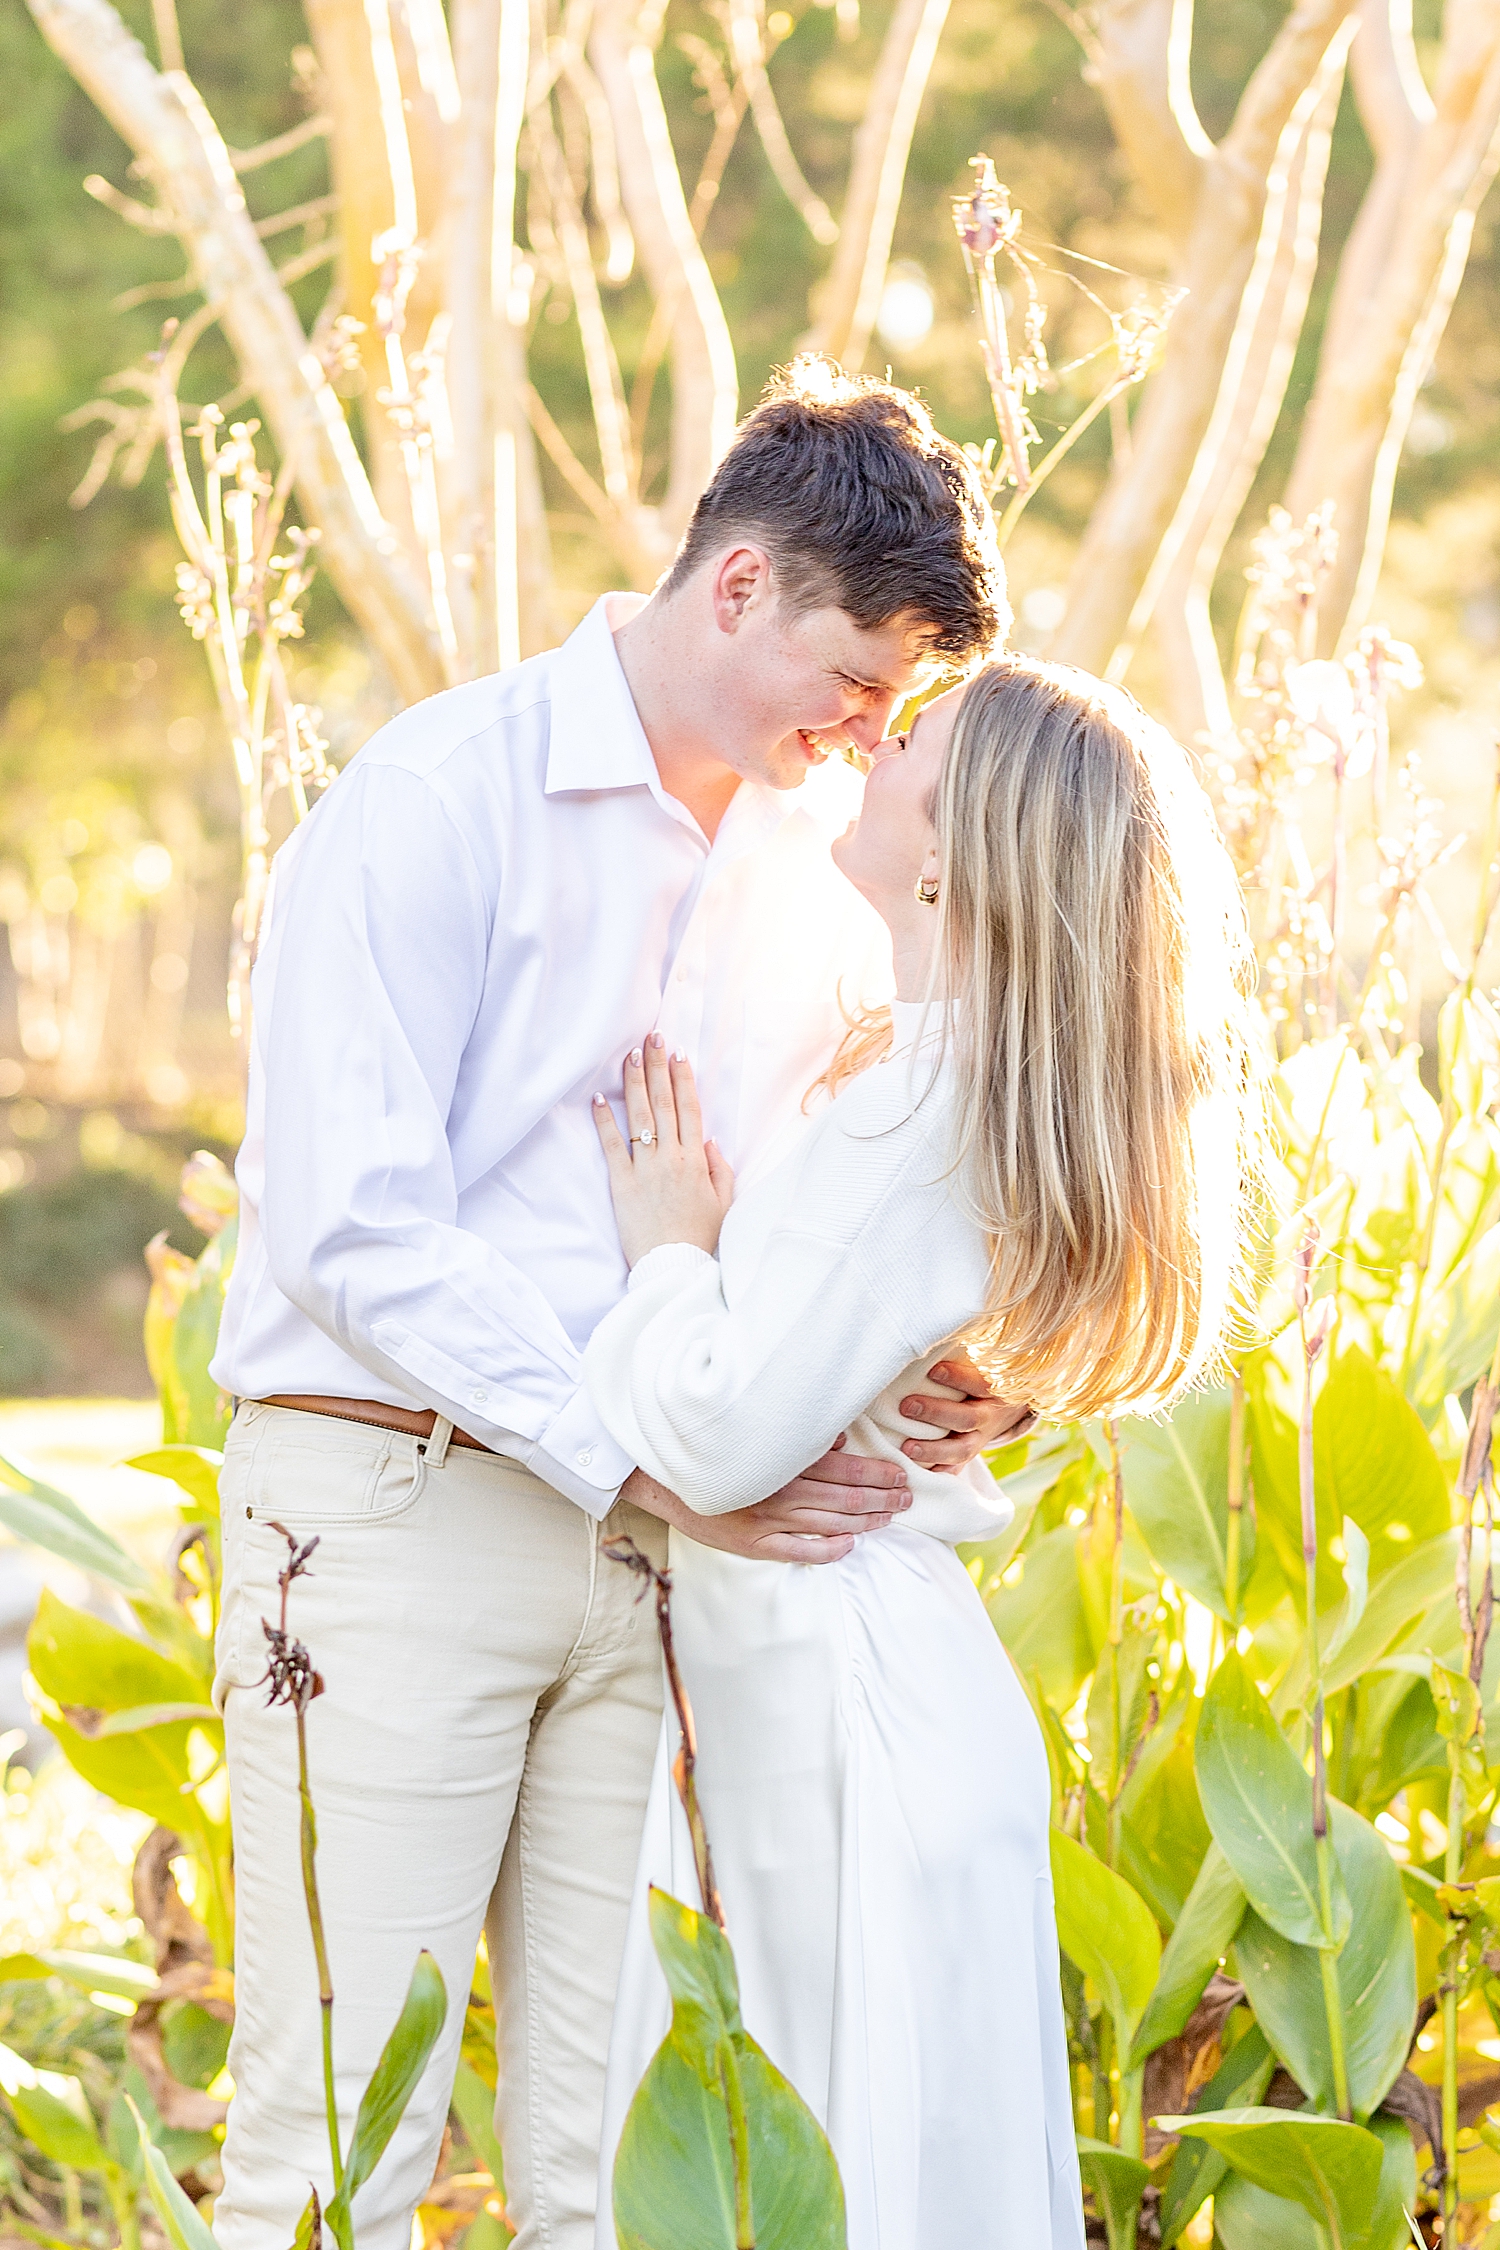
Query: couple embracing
xmin=207 ymin=359 xmax=1258 ymax=2250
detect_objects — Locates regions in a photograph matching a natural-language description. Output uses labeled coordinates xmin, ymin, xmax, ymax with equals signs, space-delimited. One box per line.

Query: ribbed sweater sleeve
xmin=582 ymin=1063 xmax=991 ymax=1515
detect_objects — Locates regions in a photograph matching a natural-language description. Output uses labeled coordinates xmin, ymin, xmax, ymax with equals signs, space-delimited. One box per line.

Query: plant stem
xmin=1398 ymin=1104 xmax=1455 ymax=1391
xmin=1117 ymin=2064 xmax=1143 ymax=2159
xmin=294 ymin=1697 xmax=343 ymax=2197
xmin=1297 ymin=1233 xmax=1351 ymax=2118
xmin=1226 ymin=1370 xmax=1246 ymax=1624
xmin=995 ymin=377 xmax=1125 ymax=548
xmin=1442 ymin=1749 xmax=1463 ymax=2232
xmin=1096 ymin=2010 xmax=1115 ymax=2145
xmin=719 ymin=2040 xmax=756 ymax=2249
xmin=1104 ymin=1423 xmax=1125 ymax=1868
xmin=105 ymin=2161 xmax=142 ymax=2250
xmin=605 ymin=1536 xmax=727 ymax=1930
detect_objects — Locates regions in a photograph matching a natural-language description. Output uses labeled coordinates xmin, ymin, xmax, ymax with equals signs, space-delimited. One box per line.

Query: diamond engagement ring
xmin=631 ymin=1127 xmax=655 ymax=1147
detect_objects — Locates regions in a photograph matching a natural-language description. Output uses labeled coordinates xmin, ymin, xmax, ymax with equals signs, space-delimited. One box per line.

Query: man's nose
xmin=845 ymin=707 xmax=896 ymax=753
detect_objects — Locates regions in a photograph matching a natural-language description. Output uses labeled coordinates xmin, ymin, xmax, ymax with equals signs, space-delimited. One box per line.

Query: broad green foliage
xmin=324 ymin=1951 xmax=448 ymax=2250
xmin=1231 ymin=1802 xmax=1415 ymax=2120
xmin=1153 ymin=2024 xmax=1275 ymax=2245
xmin=1161 ymin=2108 xmax=1386 ymax=2248
xmin=1128 ymin=1845 xmax=1245 ymax=2066
xmin=1116 ymin=1394 xmax=1253 ymax=1624
xmin=1196 ymin=1652 xmax=1351 ymax=1953
xmin=613 ymin=1890 xmax=846 ymax=2250
xmin=991 ymin=955 xmax=1500 ymax=2241
xmin=1075 ymin=2138 xmax=1150 ymax=2250
xmin=1051 ymin=1830 xmax=1161 ymax=2054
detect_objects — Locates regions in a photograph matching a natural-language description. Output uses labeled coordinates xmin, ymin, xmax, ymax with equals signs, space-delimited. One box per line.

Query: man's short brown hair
xmin=663 ymin=357 xmax=1010 ymax=665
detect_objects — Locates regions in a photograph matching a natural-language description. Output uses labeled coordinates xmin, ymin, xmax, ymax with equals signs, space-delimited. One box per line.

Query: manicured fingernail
xmin=674 ymin=1049 xmax=687 ymax=1063
xmin=630 ymin=1048 xmax=642 ymax=1066
xmin=649 ymin=1031 xmax=665 ymax=1049
xmin=593 ymin=1092 xmax=605 ymax=1104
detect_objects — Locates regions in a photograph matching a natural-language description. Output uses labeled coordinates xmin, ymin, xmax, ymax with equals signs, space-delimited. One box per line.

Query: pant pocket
xmin=215 ymin=1408 xmax=430 ymax=1699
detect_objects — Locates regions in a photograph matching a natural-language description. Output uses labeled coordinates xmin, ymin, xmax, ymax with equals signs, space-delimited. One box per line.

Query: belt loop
xmin=425 ymin=1415 xmax=454 ymax=1469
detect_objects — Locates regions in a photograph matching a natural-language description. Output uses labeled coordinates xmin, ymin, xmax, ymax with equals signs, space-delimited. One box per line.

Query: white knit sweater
xmin=583 ymin=1004 xmax=1014 ymax=1543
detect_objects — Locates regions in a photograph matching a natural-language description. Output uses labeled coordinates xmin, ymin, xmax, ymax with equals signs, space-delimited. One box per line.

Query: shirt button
xmin=577 ymin=1448 xmax=594 ymax=1467
xmin=471 ymin=1388 xmax=487 ymax=1405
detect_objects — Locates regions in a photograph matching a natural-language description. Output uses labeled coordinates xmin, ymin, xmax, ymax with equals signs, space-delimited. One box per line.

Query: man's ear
xmin=710 ymin=545 xmax=773 ymax=632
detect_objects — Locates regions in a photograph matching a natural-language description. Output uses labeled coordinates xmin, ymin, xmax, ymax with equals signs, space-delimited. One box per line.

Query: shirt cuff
xmin=627 ymin=1243 xmax=717 ymax=1291
xmin=520 ymin=1383 xmax=636 ymax=1518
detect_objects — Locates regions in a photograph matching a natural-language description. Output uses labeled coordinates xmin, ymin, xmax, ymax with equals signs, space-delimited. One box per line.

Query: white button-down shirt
xmin=211 ymin=596 xmax=893 ymax=1513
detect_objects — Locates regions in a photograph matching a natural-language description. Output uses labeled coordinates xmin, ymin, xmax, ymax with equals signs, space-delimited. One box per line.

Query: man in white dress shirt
xmin=209 ymin=361 xmax=1018 ymax=2250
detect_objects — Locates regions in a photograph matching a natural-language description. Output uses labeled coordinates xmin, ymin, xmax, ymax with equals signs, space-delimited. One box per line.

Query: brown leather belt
xmin=256 ymin=1394 xmax=494 ymax=1452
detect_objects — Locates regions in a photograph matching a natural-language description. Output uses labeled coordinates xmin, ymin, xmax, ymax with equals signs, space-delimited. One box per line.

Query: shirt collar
xmin=544 ymin=597 xmax=658 ymax=797
xmin=542 ymin=594 xmax=868 ymax=846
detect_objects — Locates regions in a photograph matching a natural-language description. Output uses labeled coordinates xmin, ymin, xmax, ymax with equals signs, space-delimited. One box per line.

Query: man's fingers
xmin=763 ymin=1505 xmax=901 ymax=1536
xmin=796 ymin=1446 xmax=910 ymax=1491
xmin=901 ymin=1433 xmax=972 ymax=1468
xmin=926 ymin=1353 xmax=994 ymax=1399
xmin=773 ymin=1468 xmax=911 ymax=1513
xmin=753 ymin=1532 xmax=856 ymax=1565
xmin=899 ymin=1392 xmax=991 ymax=1434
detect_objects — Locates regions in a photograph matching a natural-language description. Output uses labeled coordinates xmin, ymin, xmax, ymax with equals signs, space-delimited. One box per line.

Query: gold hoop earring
xmin=914 ymin=875 xmax=939 ymax=906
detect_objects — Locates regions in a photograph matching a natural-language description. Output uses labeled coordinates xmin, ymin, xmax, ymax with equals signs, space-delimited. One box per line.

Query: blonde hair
xmin=825 ymin=657 xmax=1261 ymax=1420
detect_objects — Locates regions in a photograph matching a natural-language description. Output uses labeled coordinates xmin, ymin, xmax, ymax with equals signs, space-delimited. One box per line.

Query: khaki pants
xmin=213 ymin=1402 xmax=665 ymax=2250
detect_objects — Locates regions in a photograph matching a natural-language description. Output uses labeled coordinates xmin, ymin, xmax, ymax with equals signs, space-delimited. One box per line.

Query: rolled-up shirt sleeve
xmin=257 ymin=763 xmax=633 ymax=1513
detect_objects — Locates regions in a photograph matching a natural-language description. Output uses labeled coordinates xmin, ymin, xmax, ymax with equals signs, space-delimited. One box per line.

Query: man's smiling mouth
xmin=796 ymin=727 xmax=868 ymax=772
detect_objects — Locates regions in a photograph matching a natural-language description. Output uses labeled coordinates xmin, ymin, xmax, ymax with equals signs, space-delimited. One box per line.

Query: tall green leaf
xmin=126 ymin=1446 xmax=223 ymax=1519
xmin=451 ymin=2057 xmax=505 ymax=2183
xmin=1086 ymin=1616 xmax=1157 ymax=1802
xmin=1076 ymin=2137 xmax=1150 ymax=2250
xmin=124 ymin=2095 xmax=220 ymax=2250
xmin=1313 ymin=1348 xmax=1449 ymax=1585
xmin=985 ymin=1524 xmax=1094 ymax=1707
xmin=1231 ymin=1802 xmax=1415 ymax=2120
xmin=1211 ymin=2113 xmax=1416 ymax=2250
xmin=1129 ymin=1842 xmax=1246 ymax=2066
xmin=0 ymin=2042 xmax=108 ymax=2170
xmin=1195 ymin=1651 xmax=1349 ymax=1952
xmin=290 ymin=2191 xmax=323 ymax=2250
xmin=0 ymin=1947 xmax=158 ymax=2002
xmin=1115 ymin=1691 xmax=1213 ymax=1928
xmin=0 ymin=1448 xmax=154 ymax=1594
xmin=1049 ymin=1830 xmax=1161 ymax=2050
xmin=325 ymin=1950 xmax=447 ymax=2234
xmin=28 ymin=1586 xmax=209 ymax=1713
xmin=613 ymin=1889 xmax=846 ymax=2250
xmin=1117 ymin=1391 xmax=1253 ymax=1622
xmin=1279 ymin=1533 xmax=1460 ymax=1710
xmin=1407 ymin=1219 xmax=1500 ymax=1418
xmin=1155 ymin=2108 xmax=1384 ymax=2250
xmin=1154 ymin=2026 xmax=1273 ymax=2247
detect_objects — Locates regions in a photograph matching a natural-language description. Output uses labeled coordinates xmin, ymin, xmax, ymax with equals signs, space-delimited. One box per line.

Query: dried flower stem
xmin=259 ymin=1525 xmax=342 ymax=2200
xmin=604 ymin=1535 xmax=725 ymax=1931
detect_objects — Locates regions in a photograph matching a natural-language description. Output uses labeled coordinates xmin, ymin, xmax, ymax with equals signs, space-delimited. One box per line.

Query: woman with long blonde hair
xmin=584 ymin=656 xmax=1260 ymax=2247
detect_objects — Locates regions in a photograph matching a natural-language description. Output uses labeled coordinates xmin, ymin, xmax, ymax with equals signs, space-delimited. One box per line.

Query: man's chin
xmin=774 ymin=729 xmax=837 ymax=782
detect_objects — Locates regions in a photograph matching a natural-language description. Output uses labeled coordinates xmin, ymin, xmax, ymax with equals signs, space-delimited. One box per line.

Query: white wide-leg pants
xmin=213 ymin=1402 xmax=665 ymax=2250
